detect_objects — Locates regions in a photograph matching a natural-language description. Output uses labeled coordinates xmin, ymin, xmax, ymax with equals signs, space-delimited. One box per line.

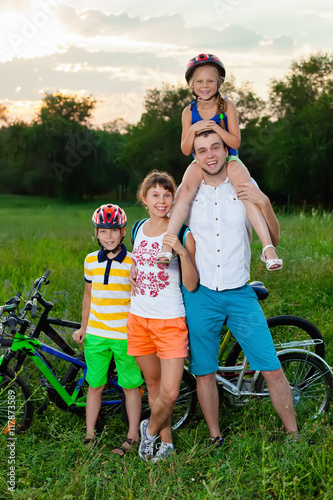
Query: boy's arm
xmin=72 ymin=281 xmax=92 ymax=344
xmin=236 ymin=182 xmax=280 ymax=247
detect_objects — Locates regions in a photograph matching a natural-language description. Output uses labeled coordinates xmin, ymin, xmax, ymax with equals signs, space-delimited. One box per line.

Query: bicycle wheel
xmin=13 ymin=350 xmax=53 ymax=416
xmin=255 ymin=351 xmax=333 ymax=424
xmin=225 ymin=315 xmax=325 ymax=367
xmin=61 ymin=355 xmax=124 ymax=419
xmin=0 ymin=368 xmax=34 ymax=434
xmin=121 ymin=369 xmax=197 ymax=430
xmin=0 ymin=338 xmax=13 ymax=348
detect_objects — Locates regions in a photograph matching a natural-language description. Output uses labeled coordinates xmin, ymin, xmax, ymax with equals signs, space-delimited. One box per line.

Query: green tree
xmin=223 ymin=76 xmax=266 ymax=127
xmin=0 ymin=104 xmax=8 ymax=125
xmin=262 ymin=52 xmax=333 ymax=206
xmin=35 ymin=93 xmax=98 ymax=200
xmin=269 ymin=53 xmax=333 ymax=118
xmin=38 ymin=93 xmax=97 ymax=126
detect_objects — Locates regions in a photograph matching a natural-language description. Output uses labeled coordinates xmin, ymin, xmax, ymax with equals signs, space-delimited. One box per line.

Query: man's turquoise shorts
xmin=182 ymin=283 xmax=281 ymax=376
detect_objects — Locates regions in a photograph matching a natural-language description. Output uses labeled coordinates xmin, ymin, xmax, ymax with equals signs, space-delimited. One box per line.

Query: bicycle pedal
xmin=38 ymin=377 xmax=53 ymax=389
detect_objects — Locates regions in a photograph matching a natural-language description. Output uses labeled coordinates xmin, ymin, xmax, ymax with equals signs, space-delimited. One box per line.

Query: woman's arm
xmin=162 ymin=232 xmax=198 ymax=291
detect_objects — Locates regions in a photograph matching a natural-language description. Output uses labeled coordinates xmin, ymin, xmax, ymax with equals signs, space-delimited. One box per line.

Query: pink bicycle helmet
xmin=92 ymin=204 xmax=127 ymax=229
xmin=185 ymin=53 xmax=226 ymax=84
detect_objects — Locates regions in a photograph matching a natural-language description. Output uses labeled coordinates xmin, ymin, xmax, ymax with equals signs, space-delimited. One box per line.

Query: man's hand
xmin=236 ymin=182 xmax=268 ymax=207
xmin=162 ymin=232 xmax=185 ymax=257
xmin=73 ymin=328 xmax=85 ymax=344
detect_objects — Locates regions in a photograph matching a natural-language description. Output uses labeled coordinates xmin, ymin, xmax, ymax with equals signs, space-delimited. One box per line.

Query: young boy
xmin=73 ymin=203 xmax=143 ymax=455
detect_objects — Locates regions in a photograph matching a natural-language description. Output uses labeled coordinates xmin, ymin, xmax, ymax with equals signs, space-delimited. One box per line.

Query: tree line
xmin=0 ymin=53 xmax=332 ymax=207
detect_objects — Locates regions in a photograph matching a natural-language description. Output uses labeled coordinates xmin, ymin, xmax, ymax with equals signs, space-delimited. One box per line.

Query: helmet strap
xmin=97 ymin=238 xmax=124 ymax=257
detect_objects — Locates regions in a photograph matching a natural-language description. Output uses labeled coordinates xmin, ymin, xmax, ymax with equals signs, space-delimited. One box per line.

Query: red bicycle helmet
xmin=185 ymin=53 xmax=226 ymax=84
xmin=92 ymin=204 xmax=127 ymax=229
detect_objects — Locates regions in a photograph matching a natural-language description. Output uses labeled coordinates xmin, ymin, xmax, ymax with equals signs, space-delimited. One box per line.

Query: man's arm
xmin=236 ymin=182 xmax=280 ymax=247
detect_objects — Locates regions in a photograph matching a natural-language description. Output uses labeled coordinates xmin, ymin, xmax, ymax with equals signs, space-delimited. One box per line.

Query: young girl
xmin=157 ymin=53 xmax=282 ymax=271
xmin=126 ymin=170 xmax=198 ymax=462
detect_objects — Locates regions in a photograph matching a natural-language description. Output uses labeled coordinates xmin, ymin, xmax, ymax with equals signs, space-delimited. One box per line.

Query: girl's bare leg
xmin=135 ymin=354 xmax=184 ymax=444
xmin=227 ymin=161 xmax=281 ymax=269
xmin=157 ymin=162 xmax=203 ymax=263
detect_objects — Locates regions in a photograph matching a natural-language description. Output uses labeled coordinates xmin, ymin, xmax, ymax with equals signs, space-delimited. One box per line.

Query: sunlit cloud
xmin=0 ymin=1 xmax=331 ymax=126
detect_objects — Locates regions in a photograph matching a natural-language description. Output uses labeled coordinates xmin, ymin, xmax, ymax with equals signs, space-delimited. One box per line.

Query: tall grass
xmin=0 ymin=196 xmax=332 ymax=499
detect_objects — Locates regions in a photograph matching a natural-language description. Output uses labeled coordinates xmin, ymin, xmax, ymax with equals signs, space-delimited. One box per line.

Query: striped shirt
xmin=84 ymin=245 xmax=132 ymax=339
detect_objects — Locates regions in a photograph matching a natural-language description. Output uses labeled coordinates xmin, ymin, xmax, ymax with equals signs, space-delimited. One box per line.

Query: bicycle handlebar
xmin=0 ymin=292 xmax=21 ymax=316
xmin=29 ymin=270 xmax=53 ymax=317
xmin=6 ymin=316 xmax=18 ymax=336
xmin=35 ymin=269 xmax=51 ymax=292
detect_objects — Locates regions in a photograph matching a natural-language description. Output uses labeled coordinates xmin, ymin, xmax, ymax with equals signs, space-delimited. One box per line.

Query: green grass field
xmin=0 ymin=195 xmax=332 ymax=499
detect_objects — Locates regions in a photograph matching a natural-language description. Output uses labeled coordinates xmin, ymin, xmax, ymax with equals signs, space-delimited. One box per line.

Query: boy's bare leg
xmin=112 ymin=387 xmax=142 ymax=455
xmin=85 ymin=385 xmax=104 ymax=440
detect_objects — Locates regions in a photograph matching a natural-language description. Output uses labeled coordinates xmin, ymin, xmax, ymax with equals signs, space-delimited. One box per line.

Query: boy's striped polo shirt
xmin=84 ymin=245 xmax=132 ymax=339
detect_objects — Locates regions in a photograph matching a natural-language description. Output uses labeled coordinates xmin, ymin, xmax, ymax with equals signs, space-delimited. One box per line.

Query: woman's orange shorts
xmin=127 ymin=313 xmax=188 ymax=359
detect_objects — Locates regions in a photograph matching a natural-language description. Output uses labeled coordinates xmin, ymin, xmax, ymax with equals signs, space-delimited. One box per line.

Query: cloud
xmin=56 ymin=7 xmax=293 ymax=54
xmin=0 ymin=46 xmax=184 ymax=114
xmin=0 ymin=0 xmax=30 ymax=12
xmin=1 ymin=3 xmax=327 ymax=125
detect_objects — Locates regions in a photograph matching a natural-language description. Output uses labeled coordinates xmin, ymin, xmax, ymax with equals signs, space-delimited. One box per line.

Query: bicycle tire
xmin=225 ymin=315 xmax=325 ymax=368
xmin=61 ymin=355 xmax=124 ymax=419
xmin=13 ymin=350 xmax=54 ymax=416
xmin=0 ymin=367 xmax=34 ymax=434
xmin=0 ymin=337 xmax=13 ymax=348
xmin=255 ymin=351 xmax=333 ymax=424
xmin=121 ymin=369 xmax=197 ymax=430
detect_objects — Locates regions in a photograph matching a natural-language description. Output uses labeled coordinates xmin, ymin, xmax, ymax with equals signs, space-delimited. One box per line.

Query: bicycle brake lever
xmin=31 ymin=298 xmax=38 ymax=318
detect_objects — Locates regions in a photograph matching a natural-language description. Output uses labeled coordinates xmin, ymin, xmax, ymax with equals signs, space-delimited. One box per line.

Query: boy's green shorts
xmin=84 ymin=333 xmax=143 ymax=389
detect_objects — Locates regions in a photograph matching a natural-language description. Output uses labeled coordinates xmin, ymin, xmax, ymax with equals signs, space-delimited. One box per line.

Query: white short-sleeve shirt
xmin=186 ymin=177 xmax=252 ymax=291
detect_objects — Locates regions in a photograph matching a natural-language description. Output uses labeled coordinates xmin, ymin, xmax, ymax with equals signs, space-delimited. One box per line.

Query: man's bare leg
xmin=261 ymin=368 xmax=298 ymax=433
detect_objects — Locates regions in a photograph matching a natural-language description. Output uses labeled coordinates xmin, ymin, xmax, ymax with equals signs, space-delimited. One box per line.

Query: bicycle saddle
xmin=249 ymin=281 xmax=268 ymax=301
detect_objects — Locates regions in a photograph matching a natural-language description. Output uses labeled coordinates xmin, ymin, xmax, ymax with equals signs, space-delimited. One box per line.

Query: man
xmin=182 ymin=129 xmax=298 ymax=445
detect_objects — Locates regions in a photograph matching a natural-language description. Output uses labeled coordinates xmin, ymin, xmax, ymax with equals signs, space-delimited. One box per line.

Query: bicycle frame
xmin=0 ymin=330 xmax=123 ymax=410
xmin=216 ymin=330 xmax=327 ymax=400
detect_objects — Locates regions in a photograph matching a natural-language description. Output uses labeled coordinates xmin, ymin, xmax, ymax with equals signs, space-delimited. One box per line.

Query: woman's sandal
xmin=156 ymin=252 xmax=174 ymax=265
xmin=112 ymin=438 xmax=139 ymax=457
xmin=260 ymin=244 xmax=283 ymax=271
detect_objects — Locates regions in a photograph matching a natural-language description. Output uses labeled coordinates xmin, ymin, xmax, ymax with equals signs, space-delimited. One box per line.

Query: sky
xmin=0 ymin=0 xmax=332 ymax=127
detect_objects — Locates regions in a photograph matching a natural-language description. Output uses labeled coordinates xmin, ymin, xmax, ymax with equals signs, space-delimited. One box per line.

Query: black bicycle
xmin=0 ymin=271 xmax=197 ymax=433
